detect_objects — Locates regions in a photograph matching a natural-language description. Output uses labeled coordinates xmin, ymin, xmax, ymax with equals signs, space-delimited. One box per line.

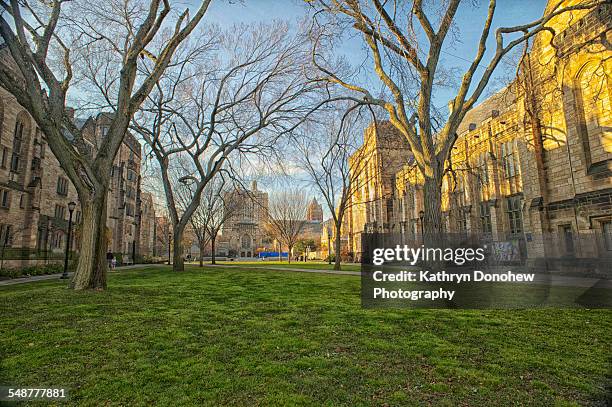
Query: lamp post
xmin=418 ymin=210 xmax=425 ymax=243
xmin=327 ymin=227 xmax=332 ymax=265
xmin=61 ymin=201 xmax=76 ymax=279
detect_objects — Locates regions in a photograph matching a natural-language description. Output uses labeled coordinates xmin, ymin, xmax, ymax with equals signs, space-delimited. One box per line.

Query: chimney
xmin=251 ymin=180 xmax=257 ymax=191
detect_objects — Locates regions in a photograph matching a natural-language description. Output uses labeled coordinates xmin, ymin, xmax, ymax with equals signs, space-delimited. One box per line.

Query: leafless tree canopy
xmin=292 ymin=103 xmax=377 ymax=268
xmin=131 ymin=21 xmax=331 ymax=271
xmin=266 ymin=189 xmax=309 ymax=262
xmin=189 ymin=173 xmax=240 ymax=265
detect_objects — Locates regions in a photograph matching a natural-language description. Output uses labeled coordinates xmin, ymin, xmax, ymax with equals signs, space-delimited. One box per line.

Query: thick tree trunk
xmin=173 ymin=227 xmax=184 ymax=272
xmin=422 ymin=173 xmax=444 ymax=246
xmin=199 ymin=239 xmax=204 ymax=267
xmin=334 ymin=221 xmax=342 ymax=271
xmin=70 ymin=194 xmax=108 ymax=290
xmin=287 ymin=245 xmax=292 ymax=264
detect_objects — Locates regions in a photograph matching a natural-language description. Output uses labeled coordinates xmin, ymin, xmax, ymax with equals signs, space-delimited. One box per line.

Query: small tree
xmin=293 ymin=105 xmax=376 ymax=270
xmin=189 ymin=174 xmax=240 ymax=265
xmin=266 ymin=190 xmax=309 ymax=264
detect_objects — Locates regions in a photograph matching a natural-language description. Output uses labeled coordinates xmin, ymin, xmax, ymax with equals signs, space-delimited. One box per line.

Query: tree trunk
xmin=211 ymin=237 xmax=216 ymax=265
xmin=287 ymin=245 xmax=292 ymax=264
xmin=199 ymin=239 xmax=204 ymax=267
xmin=173 ymin=227 xmax=184 ymax=272
xmin=422 ymin=173 xmax=444 ymax=246
xmin=70 ymin=194 xmax=108 ymax=290
xmin=334 ymin=223 xmax=342 ymax=271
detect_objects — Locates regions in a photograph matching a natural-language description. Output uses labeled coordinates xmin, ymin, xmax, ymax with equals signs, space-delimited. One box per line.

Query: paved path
xmin=200 ymin=263 xmax=361 ymax=276
xmin=0 ymin=264 xmax=165 ymax=287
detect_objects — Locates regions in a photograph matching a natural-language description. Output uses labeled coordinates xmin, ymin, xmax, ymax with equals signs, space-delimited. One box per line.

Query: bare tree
xmin=266 ymin=189 xmax=309 ymax=264
xmin=307 ymin=0 xmax=603 ymax=244
xmin=155 ymin=215 xmax=172 ymax=264
xmin=188 ymin=174 xmax=240 ymax=265
xmin=131 ymin=21 xmax=330 ymax=271
xmin=293 ymin=105 xmax=376 ymax=269
xmin=0 ymin=0 xmax=211 ymax=289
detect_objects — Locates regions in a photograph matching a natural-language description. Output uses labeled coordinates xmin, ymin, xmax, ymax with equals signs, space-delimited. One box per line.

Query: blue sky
xmin=202 ymin=0 xmax=550 ymax=108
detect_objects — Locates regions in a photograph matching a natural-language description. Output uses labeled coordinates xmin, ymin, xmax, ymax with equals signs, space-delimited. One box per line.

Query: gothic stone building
xmin=346 ymin=0 xmax=611 ymax=263
xmin=0 ymin=76 xmax=156 ymax=267
xmin=222 ymin=181 xmax=270 ymax=257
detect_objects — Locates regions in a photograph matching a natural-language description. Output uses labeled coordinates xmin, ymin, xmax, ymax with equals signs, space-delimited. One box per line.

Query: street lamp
xmin=61 ymin=201 xmax=76 ymax=280
xmin=327 ymin=227 xmax=332 ymax=265
xmin=418 ymin=210 xmax=425 ymax=242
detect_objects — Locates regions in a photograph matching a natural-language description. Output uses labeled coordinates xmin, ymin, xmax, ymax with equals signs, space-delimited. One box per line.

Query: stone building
xmin=0 ymin=57 xmax=156 ymax=267
xmin=345 ymin=0 xmax=611 ymax=264
xmin=306 ymin=198 xmax=323 ymax=222
xmin=139 ymin=192 xmax=157 ymax=259
xmin=222 ymin=181 xmax=270 ymax=257
xmin=344 ymin=121 xmax=414 ymax=258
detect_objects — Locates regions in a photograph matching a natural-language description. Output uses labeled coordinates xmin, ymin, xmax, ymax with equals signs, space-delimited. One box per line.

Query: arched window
xmin=574 ymin=60 xmax=612 ymax=171
xmin=241 ymin=234 xmax=251 ymax=249
xmin=11 ymin=112 xmax=30 ymax=174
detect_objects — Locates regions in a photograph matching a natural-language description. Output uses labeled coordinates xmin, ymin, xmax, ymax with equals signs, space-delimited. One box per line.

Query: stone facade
xmin=346 ymin=0 xmax=611 ymax=262
xmin=0 ymin=82 xmax=156 ymax=267
xmin=345 ymin=121 xmax=414 ymax=258
xmin=221 ymin=181 xmax=270 ymax=257
xmin=306 ymin=198 xmax=323 ymax=222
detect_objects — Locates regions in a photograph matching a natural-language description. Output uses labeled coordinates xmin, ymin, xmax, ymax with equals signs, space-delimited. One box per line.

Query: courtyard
xmin=1 ymin=265 xmax=610 ymax=406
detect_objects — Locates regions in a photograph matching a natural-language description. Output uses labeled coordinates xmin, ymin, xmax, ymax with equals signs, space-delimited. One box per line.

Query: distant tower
xmin=251 ymin=180 xmax=258 ymax=191
xmin=307 ymin=198 xmax=324 ymax=222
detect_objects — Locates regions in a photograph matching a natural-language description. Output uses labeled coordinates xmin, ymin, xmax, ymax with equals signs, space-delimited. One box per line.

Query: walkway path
xmin=0 ymin=264 xmax=165 ymax=287
xmin=200 ymin=263 xmax=360 ymax=276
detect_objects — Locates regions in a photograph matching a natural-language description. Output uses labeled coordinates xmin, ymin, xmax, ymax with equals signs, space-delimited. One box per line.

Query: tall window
xmin=52 ymin=231 xmax=63 ymax=249
xmin=506 ymin=196 xmax=523 ymax=236
xmin=11 ymin=119 xmax=25 ymax=173
xmin=603 ymin=221 xmax=612 ymax=251
xmin=0 ymin=224 xmax=13 ymax=247
xmin=575 ymin=61 xmax=612 ymax=167
xmin=477 ymin=152 xmax=489 ymax=184
xmin=479 ymin=202 xmax=492 ymax=235
xmin=127 ymin=169 xmax=136 ymax=181
xmin=500 ymin=141 xmax=519 ymax=179
xmin=1 ymin=146 xmax=8 ymax=168
xmin=386 ymin=198 xmax=394 ymax=222
xmin=0 ymin=189 xmax=10 ymax=208
xmin=54 ymin=204 xmax=66 ymax=220
xmin=57 ymin=177 xmax=69 ymax=196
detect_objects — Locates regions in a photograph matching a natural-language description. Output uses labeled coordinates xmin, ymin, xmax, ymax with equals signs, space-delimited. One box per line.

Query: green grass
xmin=213 ymin=260 xmax=361 ymax=272
xmin=0 ymin=266 xmax=610 ymax=406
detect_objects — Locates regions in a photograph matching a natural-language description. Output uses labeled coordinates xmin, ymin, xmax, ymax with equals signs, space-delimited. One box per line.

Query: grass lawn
xmin=214 ymin=260 xmax=361 ymax=272
xmin=1 ymin=266 xmax=610 ymax=406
